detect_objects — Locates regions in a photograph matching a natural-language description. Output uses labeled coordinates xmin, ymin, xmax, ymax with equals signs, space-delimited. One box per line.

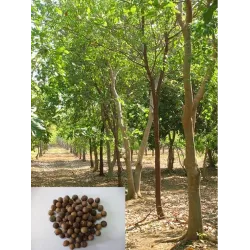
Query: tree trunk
xmin=152 ymin=92 xmax=164 ymax=218
xmin=39 ymin=141 xmax=43 ymax=157
xmin=89 ymin=139 xmax=94 ymax=168
xmin=177 ymin=2 xmax=203 ymax=238
xmin=79 ymin=149 xmax=82 ymax=159
xmin=93 ymin=145 xmax=99 ymax=172
xmin=70 ymin=146 xmax=73 ymax=153
xmin=207 ymin=149 xmax=215 ymax=168
xmin=82 ymin=149 xmax=86 ymax=162
xmin=134 ymin=92 xmax=154 ymax=197
xmin=106 ymin=140 xmax=111 ymax=171
xmin=167 ymin=131 xmax=176 ymax=171
xmin=152 ymin=149 xmax=154 ymax=156
xmin=131 ymin=149 xmax=133 ymax=162
xmin=145 ymin=148 xmax=147 ymax=155
xmin=110 ymin=66 xmax=135 ymax=199
xmin=99 ymin=123 xmax=105 ymax=176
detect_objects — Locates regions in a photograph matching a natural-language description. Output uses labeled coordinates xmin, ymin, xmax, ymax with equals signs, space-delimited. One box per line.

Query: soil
xmin=31 ymin=145 xmax=218 ymax=250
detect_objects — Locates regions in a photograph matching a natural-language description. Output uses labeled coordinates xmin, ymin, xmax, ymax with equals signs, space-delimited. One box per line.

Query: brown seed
xmin=53 ymin=199 xmax=58 ymax=205
xmin=75 ymin=237 xmax=82 ymax=243
xmin=71 ymin=212 xmax=77 ymax=217
xmin=58 ymin=197 xmax=63 ymax=203
xmin=72 ymin=195 xmax=78 ymax=200
xmin=75 ymin=217 xmax=81 ymax=223
xmin=48 ymin=210 xmax=54 ymax=216
xmin=87 ymin=198 xmax=94 ymax=204
xmin=69 ymin=238 xmax=75 ymax=244
xmin=92 ymin=217 xmax=97 ymax=223
xmin=69 ymin=243 xmax=75 ymax=249
xmin=82 ymin=207 xmax=88 ymax=214
xmin=77 ymin=211 xmax=83 ymax=217
xmin=71 ymin=233 xmax=77 ymax=239
xmin=82 ymin=201 xmax=87 ymax=207
xmin=81 ymin=241 xmax=88 ymax=247
xmin=56 ymin=202 xmax=62 ymax=208
xmin=95 ymin=224 xmax=102 ymax=230
xmin=95 ymin=230 xmax=101 ymax=236
xmin=75 ymin=242 xmax=80 ymax=248
xmin=65 ymin=233 xmax=70 ymax=238
xmin=81 ymin=227 xmax=88 ymax=233
xmin=91 ymin=202 xmax=98 ymax=209
xmin=53 ymin=222 xmax=59 ymax=229
xmin=73 ymin=222 xmax=80 ymax=228
xmin=74 ymin=228 xmax=80 ymax=234
xmin=68 ymin=215 xmax=75 ymax=222
xmin=67 ymin=207 xmax=73 ymax=213
xmin=63 ymin=240 xmax=69 ymax=246
xmin=101 ymin=221 xmax=107 ymax=227
xmin=87 ymin=205 xmax=92 ymax=211
xmin=97 ymin=205 xmax=103 ymax=211
xmin=56 ymin=216 xmax=62 ymax=222
xmin=96 ymin=213 xmax=102 ymax=220
xmin=95 ymin=197 xmax=100 ymax=203
xmin=50 ymin=216 xmax=56 ymax=222
xmin=91 ymin=210 xmax=96 ymax=216
xmin=81 ymin=221 xmax=87 ymax=227
xmin=67 ymin=228 xmax=74 ymax=235
xmin=51 ymin=205 xmax=56 ymax=211
xmin=64 ymin=195 xmax=70 ymax=203
xmin=87 ymin=221 xmax=92 ymax=227
xmin=101 ymin=211 xmax=107 ymax=217
xmin=54 ymin=229 xmax=62 ymax=235
xmin=61 ymin=223 xmax=68 ymax=230
xmin=60 ymin=233 xmax=65 ymax=238
xmin=81 ymin=195 xmax=88 ymax=201
xmin=75 ymin=199 xmax=81 ymax=204
xmin=56 ymin=208 xmax=61 ymax=213
xmin=88 ymin=234 xmax=94 ymax=241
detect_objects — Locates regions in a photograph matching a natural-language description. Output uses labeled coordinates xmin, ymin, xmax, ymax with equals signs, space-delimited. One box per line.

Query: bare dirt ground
xmin=31 ymin=145 xmax=218 ymax=250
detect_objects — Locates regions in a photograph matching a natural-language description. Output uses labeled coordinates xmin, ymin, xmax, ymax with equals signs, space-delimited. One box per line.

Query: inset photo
xmin=31 ymin=187 xmax=125 ymax=250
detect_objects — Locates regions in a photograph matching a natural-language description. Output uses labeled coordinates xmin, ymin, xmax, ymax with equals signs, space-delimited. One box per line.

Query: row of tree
xmin=31 ymin=0 xmax=217 ymax=241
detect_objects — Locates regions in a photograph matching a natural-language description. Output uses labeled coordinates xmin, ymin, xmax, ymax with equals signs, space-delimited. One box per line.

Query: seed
xmin=53 ymin=222 xmax=59 ymax=229
xmin=58 ymin=197 xmax=63 ymax=203
xmin=64 ymin=195 xmax=70 ymax=202
xmin=75 ymin=199 xmax=81 ymax=204
xmin=55 ymin=229 xmax=62 ymax=235
xmin=96 ymin=213 xmax=102 ymax=220
xmin=56 ymin=216 xmax=62 ymax=222
xmin=63 ymin=240 xmax=69 ymax=246
xmin=81 ymin=221 xmax=87 ymax=227
xmin=69 ymin=243 xmax=75 ymax=249
xmin=95 ymin=224 xmax=102 ymax=230
xmin=82 ymin=207 xmax=88 ymax=214
xmin=48 ymin=210 xmax=54 ymax=216
xmin=50 ymin=216 xmax=56 ymax=222
xmin=75 ymin=242 xmax=80 ymax=248
xmin=97 ymin=205 xmax=103 ymax=211
xmin=56 ymin=202 xmax=62 ymax=208
xmin=51 ymin=205 xmax=56 ymax=211
xmin=90 ymin=209 xmax=96 ymax=216
xmin=74 ymin=228 xmax=80 ymax=234
xmin=71 ymin=233 xmax=77 ymax=239
xmin=77 ymin=211 xmax=83 ymax=217
xmin=81 ymin=195 xmax=88 ymax=201
xmin=60 ymin=233 xmax=65 ymax=238
xmin=81 ymin=227 xmax=88 ymax=233
xmin=72 ymin=195 xmax=78 ymax=200
xmin=96 ymin=230 xmax=101 ymax=236
xmin=95 ymin=197 xmax=100 ymax=203
xmin=92 ymin=202 xmax=98 ymax=209
xmin=71 ymin=212 xmax=77 ymax=217
xmin=82 ymin=201 xmax=87 ymax=207
xmin=81 ymin=241 xmax=88 ymax=247
xmin=75 ymin=237 xmax=82 ymax=243
xmin=73 ymin=222 xmax=80 ymax=228
xmin=101 ymin=211 xmax=107 ymax=217
xmin=67 ymin=228 xmax=74 ymax=235
xmin=69 ymin=238 xmax=75 ymax=244
xmin=101 ymin=221 xmax=107 ymax=227
xmin=87 ymin=198 xmax=94 ymax=204
xmin=67 ymin=207 xmax=73 ymax=213
xmin=61 ymin=223 xmax=68 ymax=229
xmin=88 ymin=234 xmax=94 ymax=241
xmin=53 ymin=199 xmax=58 ymax=205
xmin=87 ymin=221 xmax=92 ymax=227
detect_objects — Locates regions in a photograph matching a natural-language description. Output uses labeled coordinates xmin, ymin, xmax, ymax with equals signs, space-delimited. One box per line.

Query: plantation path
xmin=31 ymin=145 xmax=218 ymax=250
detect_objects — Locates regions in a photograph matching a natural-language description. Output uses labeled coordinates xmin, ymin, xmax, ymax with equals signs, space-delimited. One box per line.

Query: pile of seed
xmin=48 ymin=195 xmax=107 ymax=249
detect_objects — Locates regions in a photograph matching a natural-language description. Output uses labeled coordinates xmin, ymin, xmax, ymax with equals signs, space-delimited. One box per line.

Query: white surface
xmin=31 ymin=187 xmax=125 ymax=250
